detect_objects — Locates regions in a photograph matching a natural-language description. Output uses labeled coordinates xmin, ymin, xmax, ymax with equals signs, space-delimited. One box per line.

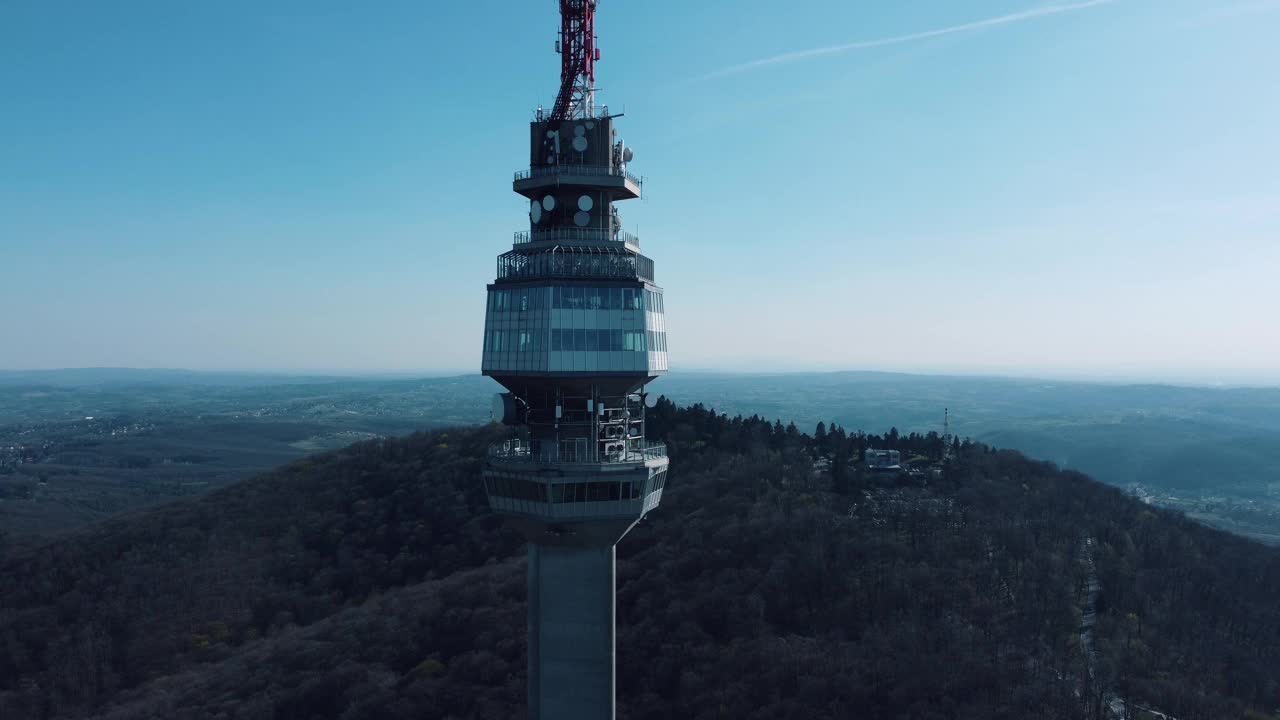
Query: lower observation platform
xmin=484 ymin=440 xmax=669 ymax=544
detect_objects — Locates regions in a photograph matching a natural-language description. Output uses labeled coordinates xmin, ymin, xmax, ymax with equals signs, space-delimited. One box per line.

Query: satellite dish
xmin=644 ymin=392 xmax=657 ymax=408
xmin=574 ymin=211 xmax=590 ymax=227
xmin=531 ymin=201 xmax=542 ymax=223
xmin=578 ymin=195 xmax=593 ymax=211
xmin=572 ymin=136 xmax=588 ymax=152
xmin=585 ymin=121 xmax=595 ymax=129
xmin=623 ymin=147 xmax=634 ymax=163
xmin=542 ymin=195 xmax=556 ymax=211
xmin=574 ymin=125 xmax=586 ymax=137
xmin=546 ymin=130 xmax=555 ymax=138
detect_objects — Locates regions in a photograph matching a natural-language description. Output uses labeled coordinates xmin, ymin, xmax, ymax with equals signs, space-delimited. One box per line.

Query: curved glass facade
xmin=482 ymin=283 xmax=667 ymax=374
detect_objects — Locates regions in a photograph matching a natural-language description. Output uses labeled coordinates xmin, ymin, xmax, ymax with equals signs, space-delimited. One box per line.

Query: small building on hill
xmin=865 ymin=449 xmax=902 ymax=471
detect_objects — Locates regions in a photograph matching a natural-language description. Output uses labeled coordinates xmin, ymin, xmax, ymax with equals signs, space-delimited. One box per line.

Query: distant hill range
xmin=3 ymin=369 xmax=1279 ymax=542
xmin=0 ymin=368 xmax=466 ymax=388
xmin=1 ymin=402 xmax=1278 ymax=719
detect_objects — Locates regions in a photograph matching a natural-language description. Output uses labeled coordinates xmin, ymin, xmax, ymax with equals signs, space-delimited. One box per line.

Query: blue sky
xmin=2 ymin=0 xmax=1277 ymax=382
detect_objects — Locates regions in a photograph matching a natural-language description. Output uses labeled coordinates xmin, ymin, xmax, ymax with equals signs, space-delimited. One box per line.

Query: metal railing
xmin=497 ymin=248 xmax=655 ymax=283
xmin=534 ymin=104 xmax=610 ymax=122
xmin=513 ymin=228 xmax=640 ymax=246
xmin=514 ymin=164 xmax=643 ymax=192
xmin=488 ymin=439 xmax=667 ymax=465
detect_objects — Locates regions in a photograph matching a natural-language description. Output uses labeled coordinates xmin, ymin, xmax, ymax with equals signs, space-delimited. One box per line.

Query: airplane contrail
xmin=700 ymin=0 xmax=1120 ymax=81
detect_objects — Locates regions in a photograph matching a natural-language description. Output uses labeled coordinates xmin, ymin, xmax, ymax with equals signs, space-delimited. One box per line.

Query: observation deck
xmin=514 ymin=165 xmax=643 ymax=200
xmin=496 ymin=246 xmax=655 ymax=283
xmin=484 ymin=440 xmax=669 ymax=525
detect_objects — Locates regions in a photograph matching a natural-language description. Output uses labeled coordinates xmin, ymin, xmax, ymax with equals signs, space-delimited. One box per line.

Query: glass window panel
xmin=609 ymin=482 xmax=620 ymax=501
xmin=574 ymin=329 xmax=586 ymax=352
xmin=608 ymin=287 xmax=622 ymax=310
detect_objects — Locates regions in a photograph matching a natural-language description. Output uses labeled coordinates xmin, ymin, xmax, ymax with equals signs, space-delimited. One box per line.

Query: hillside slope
xmin=2 ymin=402 xmax=1279 ymax=719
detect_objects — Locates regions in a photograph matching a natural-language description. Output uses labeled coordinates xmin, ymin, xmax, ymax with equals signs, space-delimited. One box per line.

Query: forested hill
xmin=2 ymin=402 xmax=1279 ymax=720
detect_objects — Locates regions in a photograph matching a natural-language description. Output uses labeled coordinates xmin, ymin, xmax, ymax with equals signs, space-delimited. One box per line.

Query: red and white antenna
xmin=551 ymin=0 xmax=601 ymax=121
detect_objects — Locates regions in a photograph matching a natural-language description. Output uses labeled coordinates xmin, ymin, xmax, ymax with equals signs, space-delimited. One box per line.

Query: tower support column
xmin=527 ymin=542 xmax=616 ymax=720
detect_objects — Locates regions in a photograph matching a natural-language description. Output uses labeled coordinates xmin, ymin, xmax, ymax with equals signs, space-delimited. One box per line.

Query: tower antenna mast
xmin=552 ymin=0 xmax=600 ymax=120
xmin=943 ymin=407 xmax=954 ymax=461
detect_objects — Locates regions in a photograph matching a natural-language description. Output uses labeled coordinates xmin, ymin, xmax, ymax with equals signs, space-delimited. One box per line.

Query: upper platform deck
xmin=514 ymin=164 xmax=642 ymax=200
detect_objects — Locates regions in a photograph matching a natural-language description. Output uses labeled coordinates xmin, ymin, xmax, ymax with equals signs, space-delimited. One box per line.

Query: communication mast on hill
xmin=481 ymin=1 xmax=667 ymax=718
xmin=943 ymin=407 xmax=954 ymax=461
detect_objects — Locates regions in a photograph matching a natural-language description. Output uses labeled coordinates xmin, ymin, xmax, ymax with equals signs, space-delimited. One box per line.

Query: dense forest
xmin=1 ymin=400 xmax=1279 ymax=719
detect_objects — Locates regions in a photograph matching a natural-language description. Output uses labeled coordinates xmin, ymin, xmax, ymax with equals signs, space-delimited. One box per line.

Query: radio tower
xmin=943 ymin=407 xmax=954 ymax=461
xmin=481 ymin=2 xmax=668 ymax=718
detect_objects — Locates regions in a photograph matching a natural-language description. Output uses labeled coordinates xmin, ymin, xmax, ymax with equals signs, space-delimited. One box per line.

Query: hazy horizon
xmin=3 ymin=364 xmax=1279 ymax=389
xmin=4 ymin=0 xmax=1277 ymax=379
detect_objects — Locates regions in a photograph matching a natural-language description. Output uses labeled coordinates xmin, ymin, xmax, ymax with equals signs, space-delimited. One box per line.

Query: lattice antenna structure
xmin=551 ymin=0 xmax=600 ymax=120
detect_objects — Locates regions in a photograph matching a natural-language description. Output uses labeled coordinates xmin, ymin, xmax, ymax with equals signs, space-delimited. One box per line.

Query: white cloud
xmin=699 ymin=0 xmax=1119 ymax=81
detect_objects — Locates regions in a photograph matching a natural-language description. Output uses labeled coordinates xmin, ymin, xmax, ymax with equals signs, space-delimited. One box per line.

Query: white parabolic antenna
xmin=531 ymin=201 xmax=542 ymax=223
xmin=574 ymin=211 xmax=590 ymax=227
xmin=578 ymin=195 xmax=593 ymax=211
